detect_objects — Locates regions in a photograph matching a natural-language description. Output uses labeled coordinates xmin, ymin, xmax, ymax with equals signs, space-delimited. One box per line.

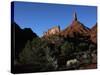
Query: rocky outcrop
xmin=61 ymin=21 xmax=90 ymax=38
xmin=43 ymin=26 xmax=60 ymax=37
xmin=43 ymin=12 xmax=97 ymax=45
xmin=61 ymin=12 xmax=90 ymax=38
xmin=90 ymin=23 xmax=97 ymax=44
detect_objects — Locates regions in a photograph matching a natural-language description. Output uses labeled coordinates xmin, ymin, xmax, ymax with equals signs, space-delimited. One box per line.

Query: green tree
xmin=78 ymin=43 xmax=88 ymax=51
xmin=19 ymin=37 xmax=57 ymax=71
xmin=61 ymin=41 xmax=74 ymax=57
xmin=19 ymin=40 xmax=33 ymax=64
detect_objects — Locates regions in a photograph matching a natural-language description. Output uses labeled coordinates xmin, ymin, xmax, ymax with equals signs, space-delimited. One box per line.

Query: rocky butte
xmin=61 ymin=12 xmax=90 ymax=38
xmin=43 ymin=12 xmax=97 ymax=45
xmin=43 ymin=26 xmax=60 ymax=37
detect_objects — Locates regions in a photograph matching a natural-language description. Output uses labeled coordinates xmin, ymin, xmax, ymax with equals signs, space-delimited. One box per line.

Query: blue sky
xmin=13 ymin=1 xmax=97 ymax=37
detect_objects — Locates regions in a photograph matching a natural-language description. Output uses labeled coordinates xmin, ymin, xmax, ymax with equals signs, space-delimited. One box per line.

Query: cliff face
xmin=43 ymin=12 xmax=97 ymax=45
xmin=61 ymin=20 xmax=90 ymax=38
xmin=90 ymin=23 xmax=97 ymax=44
xmin=61 ymin=12 xmax=90 ymax=39
xmin=44 ymin=26 xmax=60 ymax=36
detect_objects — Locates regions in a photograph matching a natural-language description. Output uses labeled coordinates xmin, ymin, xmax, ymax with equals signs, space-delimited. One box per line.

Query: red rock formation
xmin=43 ymin=12 xmax=97 ymax=45
xmin=90 ymin=23 xmax=97 ymax=44
xmin=61 ymin=12 xmax=90 ymax=38
xmin=43 ymin=26 xmax=60 ymax=37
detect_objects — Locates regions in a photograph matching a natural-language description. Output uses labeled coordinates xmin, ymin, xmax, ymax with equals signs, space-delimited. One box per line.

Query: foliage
xmin=78 ymin=42 xmax=89 ymax=51
xmin=18 ymin=34 xmax=97 ymax=71
xmin=19 ymin=37 xmax=57 ymax=71
xmin=61 ymin=41 xmax=74 ymax=57
xmin=19 ymin=40 xmax=32 ymax=64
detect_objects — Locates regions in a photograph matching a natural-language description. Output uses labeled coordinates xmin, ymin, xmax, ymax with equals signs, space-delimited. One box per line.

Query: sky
xmin=12 ymin=1 xmax=97 ymax=37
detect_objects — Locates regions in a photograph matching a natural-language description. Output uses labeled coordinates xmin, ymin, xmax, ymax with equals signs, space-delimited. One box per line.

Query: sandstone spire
xmin=73 ymin=11 xmax=77 ymax=21
xmin=70 ymin=11 xmax=78 ymax=27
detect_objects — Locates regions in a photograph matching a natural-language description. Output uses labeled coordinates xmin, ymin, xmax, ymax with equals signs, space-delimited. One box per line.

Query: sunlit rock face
xmin=44 ymin=26 xmax=60 ymax=36
xmin=61 ymin=12 xmax=90 ymax=38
